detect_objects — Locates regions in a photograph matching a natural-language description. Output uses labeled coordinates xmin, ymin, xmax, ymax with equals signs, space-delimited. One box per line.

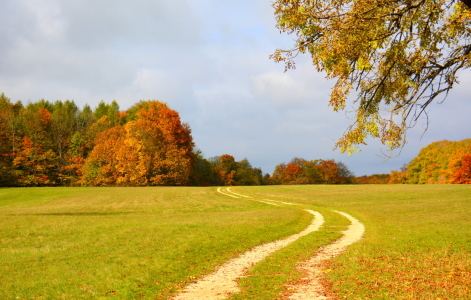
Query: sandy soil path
xmin=283 ymin=210 xmax=365 ymax=300
xmin=170 ymin=209 xmax=325 ymax=300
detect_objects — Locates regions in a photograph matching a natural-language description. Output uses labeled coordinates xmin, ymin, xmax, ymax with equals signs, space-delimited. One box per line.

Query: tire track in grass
xmin=171 ymin=189 xmax=365 ymax=300
xmin=283 ymin=211 xmax=365 ymax=300
xmin=221 ymin=188 xmax=366 ymax=299
xmin=216 ymin=187 xmax=239 ymax=199
xmin=224 ymin=187 xmax=285 ymax=207
xmin=170 ymin=188 xmax=324 ymax=300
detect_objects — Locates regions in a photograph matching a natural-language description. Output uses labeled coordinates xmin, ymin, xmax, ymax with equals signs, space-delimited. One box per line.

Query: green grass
xmin=0 ymin=187 xmax=311 ymax=300
xmin=229 ymin=208 xmax=348 ymax=300
xmin=1 ymin=185 xmax=470 ymax=299
xmin=233 ymin=185 xmax=471 ymax=299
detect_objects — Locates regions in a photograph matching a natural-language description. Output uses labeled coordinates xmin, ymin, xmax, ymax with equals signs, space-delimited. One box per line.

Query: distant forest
xmin=356 ymin=139 xmax=471 ymax=184
xmin=0 ymin=94 xmax=469 ymax=186
xmin=0 ymin=95 xmax=351 ymax=187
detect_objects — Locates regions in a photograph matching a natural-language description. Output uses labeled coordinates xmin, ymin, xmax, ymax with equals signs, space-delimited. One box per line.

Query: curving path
xmin=170 ymin=188 xmax=364 ymax=300
xmin=170 ymin=187 xmax=324 ymax=300
xmin=283 ymin=211 xmax=365 ymax=300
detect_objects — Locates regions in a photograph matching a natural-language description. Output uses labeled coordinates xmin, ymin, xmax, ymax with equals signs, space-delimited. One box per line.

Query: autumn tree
xmin=11 ymin=103 xmax=61 ymax=186
xmin=388 ymin=164 xmax=408 ymax=184
xmin=452 ymin=155 xmax=471 ymax=183
xmin=319 ymin=160 xmax=344 ymax=184
xmin=81 ymin=125 xmax=125 ymax=186
xmin=355 ymin=174 xmax=390 ymax=184
xmin=260 ymin=173 xmax=273 ymax=185
xmin=21 ymin=103 xmax=53 ymax=151
xmin=13 ymin=136 xmax=58 ymax=186
xmin=406 ymin=139 xmax=471 ymax=183
xmin=0 ymin=96 xmax=202 ymax=187
xmin=58 ymin=104 xmax=97 ymax=185
xmin=271 ymin=0 xmax=471 ymax=155
xmin=284 ymin=159 xmax=306 ymax=184
xmin=272 ymin=163 xmax=287 ymax=185
xmin=446 ymin=148 xmax=471 ymax=183
xmin=132 ymin=101 xmax=194 ymax=185
xmin=82 ymin=101 xmax=195 ymax=186
xmin=272 ymin=158 xmax=353 ymax=184
xmin=210 ymin=154 xmax=237 ymax=186
xmin=0 ymin=94 xmax=22 ymax=186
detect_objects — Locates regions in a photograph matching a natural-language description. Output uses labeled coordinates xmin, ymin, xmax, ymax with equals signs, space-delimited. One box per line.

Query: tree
xmin=50 ymin=100 xmax=78 ymax=181
xmin=94 ymin=100 xmax=120 ymax=125
xmin=272 ymin=157 xmax=352 ymax=184
xmin=13 ymin=136 xmax=58 ymax=186
xmin=0 ymin=95 xmax=22 ymax=186
xmin=284 ymin=162 xmax=305 ymax=184
xmin=81 ymin=125 xmax=126 ymax=186
xmin=452 ymin=155 xmax=471 ymax=183
xmin=406 ymin=139 xmax=471 ymax=183
xmin=336 ymin=161 xmax=354 ymax=183
xmin=132 ymin=101 xmax=195 ymax=185
xmin=81 ymin=101 xmax=195 ymax=186
xmin=190 ymin=150 xmax=217 ymax=186
xmin=235 ymin=158 xmax=261 ymax=186
xmin=272 ymin=157 xmax=309 ymax=184
xmin=272 ymin=163 xmax=287 ymax=185
xmin=319 ymin=160 xmax=344 ymax=184
xmin=388 ymin=164 xmax=408 ymax=184
xmin=271 ymin=0 xmax=471 ymax=155
xmin=212 ymin=154 xmax=237 ymax=186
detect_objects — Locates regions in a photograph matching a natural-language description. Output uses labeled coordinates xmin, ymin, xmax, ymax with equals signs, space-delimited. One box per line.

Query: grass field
xmin=1 ymin=185 xmax=470 ymax=299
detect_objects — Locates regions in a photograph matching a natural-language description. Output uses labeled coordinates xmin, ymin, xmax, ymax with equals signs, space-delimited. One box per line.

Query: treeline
xmin=393 ymin=139 xmax=471 ymax=184
xmin=0 ymin=95 xmax=197 ymax=186
xmin=354 ymin=174 xmax=391 ymax=184
xmin=0 ymin=95 xmax=261 ymax=187
xmin=271 ymin=157 xmax=354 ymax=184
xmin=193 ymin=154 xmax=269 ymax=186
xmin=355 ymin=139 xmax=471 ymax=184
xmin=3 ymin=95 xmax=469 ymax=186
xmin=0 ymin=95 xmax=359 ymax=187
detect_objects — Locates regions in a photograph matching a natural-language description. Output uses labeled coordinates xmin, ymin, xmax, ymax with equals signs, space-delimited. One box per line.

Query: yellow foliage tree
xmin=271 ymin=0 xmax=471 ymax=155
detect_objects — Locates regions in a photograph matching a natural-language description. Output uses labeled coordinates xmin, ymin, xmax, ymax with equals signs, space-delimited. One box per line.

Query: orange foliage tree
xmin=82 ymin=101 xmax=194 ymax=186
xmin=213 ymin=154 xmax=237 ymax=186
xmin=81 ymin=125 xmax=126 ymax=186
xmin=407 ymin=139 xmax=471 ymax=184
xmin=13 ymin=136 xmax=57 ymax=186
xmin=0 ymin=96 xmax=200 ymax=187
xmin=272 ymin=158 xmax=353 ymax=185
xmin=452 ymin=155 xmax=471 ymax=184
xmin=319 ymin=160 xmax=344 ymax=184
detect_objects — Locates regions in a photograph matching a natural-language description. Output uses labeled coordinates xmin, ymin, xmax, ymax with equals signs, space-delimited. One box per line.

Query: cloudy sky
xmin=1 ymin=0 xmax=470 ymax=176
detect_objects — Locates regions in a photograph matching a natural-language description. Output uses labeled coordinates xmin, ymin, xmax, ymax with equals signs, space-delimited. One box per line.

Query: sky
xmin=1 ymin=0 xmax=470 ymax=176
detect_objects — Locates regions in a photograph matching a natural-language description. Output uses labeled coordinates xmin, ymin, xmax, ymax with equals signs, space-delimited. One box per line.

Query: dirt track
xmin=283 ymin=210 xmax=365 ymax=300
xmin=169 ymin=188 xmax=364 ymax=300
xmin=171 ymin=209 xmax=324 ymax=300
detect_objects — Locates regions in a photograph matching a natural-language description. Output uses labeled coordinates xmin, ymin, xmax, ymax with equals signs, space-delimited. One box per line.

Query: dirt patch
xmin=282 ymin=211 xmax=365 ymax=300
xmin=170 ymin=210 xmax=324 ymax=300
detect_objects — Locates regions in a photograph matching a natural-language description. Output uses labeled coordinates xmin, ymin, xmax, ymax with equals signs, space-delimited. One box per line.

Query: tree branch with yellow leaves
xmin=271 ymin=0 xmax=471 ymax=157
